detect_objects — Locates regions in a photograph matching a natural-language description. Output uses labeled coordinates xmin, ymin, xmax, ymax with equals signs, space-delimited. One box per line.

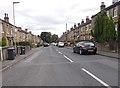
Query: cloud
xmin=0 ymin=0 xmax=112 ymax=36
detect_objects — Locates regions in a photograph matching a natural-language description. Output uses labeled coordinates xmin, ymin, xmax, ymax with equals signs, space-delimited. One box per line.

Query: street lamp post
xmin=13 ymin=2 xmax=19 ymax=54
xmin=66 ymin=23 xmax=67 ymax=43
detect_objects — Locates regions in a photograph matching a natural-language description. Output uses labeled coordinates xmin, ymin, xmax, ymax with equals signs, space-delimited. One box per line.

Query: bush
xmin=2 ymin=36 xmax=7 ymax=46
xmin=18 ymin=41 xmax=31 ymax=46
xmin=0 ymin=41 xmax=1 ymax=46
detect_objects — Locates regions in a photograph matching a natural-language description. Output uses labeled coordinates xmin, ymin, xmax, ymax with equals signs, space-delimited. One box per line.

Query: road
xmin=2 ymin=45 xmax=118 ymax=87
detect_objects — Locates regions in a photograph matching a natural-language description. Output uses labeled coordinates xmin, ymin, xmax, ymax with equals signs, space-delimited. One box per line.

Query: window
xmin=113 ymin=6 xmax=118 ymax=17
xmin=107 ymin=11 xmax=109 ymax=17
xmin=115 ymin=23 xmax=118 ymax=31
xmin=89 ymin=24 xmax=91 ymax=29
xmin=86 ymin=25 xmax=88 ymax=31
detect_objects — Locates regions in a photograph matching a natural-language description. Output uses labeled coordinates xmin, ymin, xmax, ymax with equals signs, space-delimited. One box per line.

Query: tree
xmin=40 ymin=32 xmax=52 ymax=43
xmin=103 ymin=16 xmax=116 ymax=49
xmin=0 ymin=41 xmax=2 ymax=46
xmin=91 ymin=10 xmax=117 ymax=50
xmin=118 ymin=14 xmax=120 ymax=52
xmin=51 ymin=34 xmax=58 ymax=43
xmin=2 ymin=36 xmax=7 ymax=46
xmin=91 ymin=11 xmax=106 ymax=43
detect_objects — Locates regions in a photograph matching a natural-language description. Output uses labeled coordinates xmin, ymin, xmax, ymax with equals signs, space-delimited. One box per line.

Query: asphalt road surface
xmin=2 ymin=46 xmax=118 ymax=87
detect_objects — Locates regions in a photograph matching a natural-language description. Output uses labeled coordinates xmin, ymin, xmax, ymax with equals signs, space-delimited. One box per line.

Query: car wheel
xmin=93 ymin=51 xmax=96 ymax=55
xmin=79 ymin=50 xmax=83 ymax=55
xmin=73 ymin=50 xmax=76 ymax=53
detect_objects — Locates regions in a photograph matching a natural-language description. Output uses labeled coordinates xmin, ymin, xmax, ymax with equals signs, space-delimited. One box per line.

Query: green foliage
xmin=2 ymin=36 xmax=7 ymax=46
xmin=91 ymin=11 xmax=106 ymax=43
xmin=18 ymin=40 xmax=34 ymax=46
xmin=19 ymin=41 xmax=30 ymax=46
xmin=103 ymin=16 xmax=116 ymax=42
xmin=40 ymin=32 xmax=59 ymax=43
xmin=51 ymin=34 xmax=58 ymax=42
xmin=40 ymin=32 xmax=52 ymax=43
xmin=0 ymin=41 xmax=2 ymax=46
xmin=91 ymin=11 xmax=116 ymax=43
xmin=118 ymin=14 xmax=120 ymax=37
xmin=118 ymin=14 xmax=120 ymax=50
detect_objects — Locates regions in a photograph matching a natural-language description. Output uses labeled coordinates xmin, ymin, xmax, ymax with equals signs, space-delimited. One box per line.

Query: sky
xmin=0 ymin=0 xmax=112 ymax=37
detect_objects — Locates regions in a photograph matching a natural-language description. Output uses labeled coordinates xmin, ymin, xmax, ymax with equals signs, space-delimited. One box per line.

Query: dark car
xmin=73 ymin=41 xmax=97 ymax=55
xmin=43 ymin=43 xmax=49 ymax=47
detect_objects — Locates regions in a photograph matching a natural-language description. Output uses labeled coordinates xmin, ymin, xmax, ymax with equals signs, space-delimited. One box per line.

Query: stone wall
xmin=2 ymin=46 xmax=10 ymax=61
xmin=1 ymin=46 xmax=31 ymax=61
xmin=97 ymin=42 xmax=118 ymax=52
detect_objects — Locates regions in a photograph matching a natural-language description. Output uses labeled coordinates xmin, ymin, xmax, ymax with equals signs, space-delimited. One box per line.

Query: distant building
xmin=60 ymin=16 xmax=92 ymax=42
xmin=60 ymin=1 xmax=120 ymax=43
xmin=1 ymin=13 xmax=14 ymax=46
xmin=1 ymin=13 xmax=42 ymax=47
xmin=91 ymin=1 xmax=120 ymax=35
xmin=0 ymin=19 xmax=2 ymax=42
xmin=79 ymin=17 xmax=92 ymax=41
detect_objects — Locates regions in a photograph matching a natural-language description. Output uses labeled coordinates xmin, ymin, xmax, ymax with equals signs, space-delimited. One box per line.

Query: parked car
xmin=58 ymin=42 xmax=64 ymax=47
xmin=51 ymin=42 xmax=57 ymax=46
xmin=43 ymin=43 xmax=49 ymax=47
xmin=73 ymin=41 xmax=97 ymax=54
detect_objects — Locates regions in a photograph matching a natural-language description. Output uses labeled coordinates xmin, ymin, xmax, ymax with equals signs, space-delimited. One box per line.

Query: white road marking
xmin=58 ymin=51 xmax=62 ymax=54
xmin=63 ymin=55 xmax=73 ymax=62
xmin=82 ymin=68 xmax=111 ymax=88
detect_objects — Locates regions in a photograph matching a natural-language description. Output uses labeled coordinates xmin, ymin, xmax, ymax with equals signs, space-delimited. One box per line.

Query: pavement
xmin=1 ymin=46 xmax=119 ymax=72
xmin=97 ymin=50 xmax=118 ymax=59
xmin=1 ymin=47 xmax=40 ymax=71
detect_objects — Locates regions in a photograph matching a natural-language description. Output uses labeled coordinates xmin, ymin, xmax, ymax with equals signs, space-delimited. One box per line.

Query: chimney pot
xmin=112 ymin=0 xmax=118 ymax=4
xmin=4 ymin=13 xmax=9 ymax=22
xmin=4 ymin=13 xmax=6 ymax=17
xmin=86 ymin=16 xmax=90 ymax=23
xmin=78 ymin=23 xmax=80 ymax=26
xmin=74 ymin=23 xmax=76 ymax=28
xmin=81 ymin=19 xmax=84 ymax=24
xmin=25 ymin=29 xmax=28 ymax=32
xmin=100 ymin=2 xmax=106 ymax=11
xmin=101 ymin=2 xmax=104 ymax=5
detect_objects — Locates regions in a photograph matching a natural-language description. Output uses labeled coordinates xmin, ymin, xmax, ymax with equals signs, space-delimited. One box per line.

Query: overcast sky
xmin=0 ymin=0 xmax=112 ymax=37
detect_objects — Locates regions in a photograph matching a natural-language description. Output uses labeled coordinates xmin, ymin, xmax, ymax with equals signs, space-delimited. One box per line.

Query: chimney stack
xmin=25 ymin=29 xmax=28 ymax=32
xmin=100 ymin=2 xmax=106 ymax=11
xmin=78 ymin=23 xmax=80 ymax=26
xmin=70 ymin=27 xmax=73 ymax=31
xmin=4 ymin=13 xmax=9 ymax=22
xmin=86 ymin=16 xmax=90 ymax=23
xmin=74 ymin=23 xmax=76 ymax=28
xmin=81 ymin=19 xmax=84 ymax=25
xmin=112 ymin=0 xmax=118 ymax=4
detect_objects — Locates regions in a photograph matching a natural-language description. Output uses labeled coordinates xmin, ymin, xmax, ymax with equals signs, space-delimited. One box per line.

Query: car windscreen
xmin=59 ymin=42 xmax=64 ymax=44
xmin=84 ymin=42 xmax=95 ymax=47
